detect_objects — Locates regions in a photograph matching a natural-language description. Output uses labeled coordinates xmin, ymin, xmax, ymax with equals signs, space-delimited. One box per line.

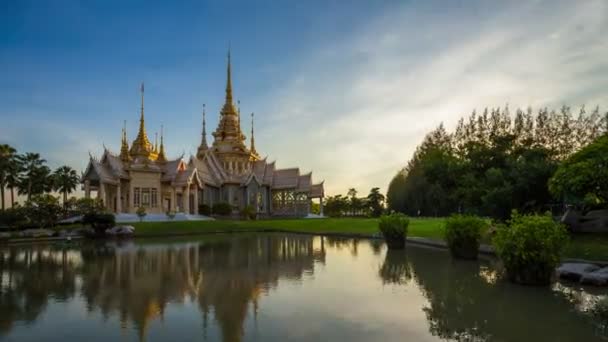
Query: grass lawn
xmin=127 ymin=217 xmax=608 ymax=261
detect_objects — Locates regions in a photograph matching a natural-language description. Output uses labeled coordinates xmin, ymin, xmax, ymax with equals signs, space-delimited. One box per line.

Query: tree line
xmin=387 ymin=105 xmax=608 ymax=220
xmin=324 ymin=187 xmax=385 ymax=217
xmin=0 ymin=144 xmax=80 ymax=210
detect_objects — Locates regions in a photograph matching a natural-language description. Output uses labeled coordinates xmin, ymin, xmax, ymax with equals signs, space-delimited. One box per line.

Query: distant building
xmin=82 ymin=51 xmax=324 ymax=217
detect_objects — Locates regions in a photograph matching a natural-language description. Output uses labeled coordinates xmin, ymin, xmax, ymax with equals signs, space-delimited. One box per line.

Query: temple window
xmin=151 ymin=188 xmax=158 ymax=207
xmin=142 ymin=188 xmax=150 ymax=206
xmin=134 ymin=188 xmax=141 ymax=207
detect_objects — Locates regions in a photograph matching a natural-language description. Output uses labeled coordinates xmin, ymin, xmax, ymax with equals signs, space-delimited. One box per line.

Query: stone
xmin=0 ymin=232 xmax=11 ymax=239
xmin=106 ymin=225 xmax=135 ymax=236
xmin=581 ymin=267 xmax=608 ymax=286
xmin=556 ymin=263 xmax=600 ymax=281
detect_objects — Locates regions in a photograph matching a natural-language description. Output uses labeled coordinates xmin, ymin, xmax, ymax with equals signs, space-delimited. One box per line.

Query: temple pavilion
xmin=81 ymin=51 xmax=324 ymax=217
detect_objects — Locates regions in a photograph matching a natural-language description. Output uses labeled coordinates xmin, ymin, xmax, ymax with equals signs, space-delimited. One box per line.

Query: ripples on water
xmin=0 ymin=234 xmax=606 ymax=341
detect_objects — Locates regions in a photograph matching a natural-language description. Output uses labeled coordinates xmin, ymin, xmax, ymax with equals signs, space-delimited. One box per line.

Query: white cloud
xmin=257 ymin=0 xmax=608 ymax=195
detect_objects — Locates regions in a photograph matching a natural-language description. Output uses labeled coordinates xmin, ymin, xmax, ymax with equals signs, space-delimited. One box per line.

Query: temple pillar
xmin=99 ymin=183 xmax=106 ymax=208
xmin=184 ymin=184 xmax=190 ymax=214
xmin=84 ymin=180 xmax=90 ymax=198
xmin=171 ymin=187 xmax=176 ymax=212
xmin=116 ymin=183 xmax=122 ymax=213
xmin=193 ymin=185 xmax=199 ymax=215
xmin=320 ymin=197 xmax=324 ymax=216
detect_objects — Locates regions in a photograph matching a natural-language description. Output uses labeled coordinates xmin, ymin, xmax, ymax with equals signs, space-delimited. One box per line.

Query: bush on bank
xmin=379 ymin=213 xmax=410 ymax=249
xmin=493 ymin=212 xmax=568 ymax=285
xmin=444 ymin=214 xmax=487 ymax=260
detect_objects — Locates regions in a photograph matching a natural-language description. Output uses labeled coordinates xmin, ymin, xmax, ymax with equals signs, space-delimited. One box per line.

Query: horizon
xmin=1 ymin=0 xmax=607 ymax=203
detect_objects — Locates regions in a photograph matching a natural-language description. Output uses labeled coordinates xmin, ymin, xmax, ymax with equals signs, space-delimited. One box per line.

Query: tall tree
xmin=367 ymin=187 xmax=385 ymax=218
xmin=0 ymin=144 xmax=17 ymax=210
xmin=5 ymin=151 xmax=23 ymax=208
xmin=18 ymin=153 xmax=48 ymax=201
xmin=52 ymin=166 xmax=80 ymax=206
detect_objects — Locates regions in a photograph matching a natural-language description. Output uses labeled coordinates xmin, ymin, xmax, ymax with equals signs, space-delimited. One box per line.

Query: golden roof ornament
xmin=130 ymin=82 xmax=156 ymax=160
xmin=197 ymin=104 xmax=209 ymax=158
xmin=250 ymin=112 xmax=259 ymax=160
xmin=157 ymin=125 xmax=167 ymax=162
xmin=120 ymin=120 xmax=131 ymax=162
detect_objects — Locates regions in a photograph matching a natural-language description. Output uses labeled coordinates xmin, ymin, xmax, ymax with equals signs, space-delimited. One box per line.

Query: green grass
xmin=126 ymin=217 xmax=608 ymax=261
xmin=129 ymin=217 xmax=446 ymax=239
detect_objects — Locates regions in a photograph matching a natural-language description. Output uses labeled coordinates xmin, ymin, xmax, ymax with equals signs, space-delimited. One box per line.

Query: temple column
xmin=99 ymin=183 xmax=106 ymax=208
xmin=184 ymin=184 xmax=190 ymax=214
xmin=84 ymin=180 xmax=90 ymax=198
xmin=116 ymin=183 xmax=122 ymax=213
xmin=193 ymin=185 xmax=199 ymax=215
xmin=171 ymin=187 xmax=176 ymax=212
xmin=320 ymin=197 xmax=324 ymax=216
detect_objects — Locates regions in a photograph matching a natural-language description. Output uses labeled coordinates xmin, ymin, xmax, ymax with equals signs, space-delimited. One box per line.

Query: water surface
xmin=0 ymin=234 xmax=606 ymax=341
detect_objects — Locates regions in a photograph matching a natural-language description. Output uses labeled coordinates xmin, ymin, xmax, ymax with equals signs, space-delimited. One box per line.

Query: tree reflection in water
xmin=0 ymin=235 xmax=326 ymax=342
xmin=398 ymin=246 xmax=606 ymax=341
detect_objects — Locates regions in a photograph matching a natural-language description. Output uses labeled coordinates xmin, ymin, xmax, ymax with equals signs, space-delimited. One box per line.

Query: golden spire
xmin=158 ymin=125 xmax=167 ymax=162
xmin=250 ymin=112 xmax=258 ymax=158
xmin=226 ymin=48 xmax=233 ymax=105
xmin=154 ymin=132 xmax=158 ymax=153
xmin=197 ymin=104 xmax=208 ymax=157
xmin=120 ymin=120 xmax=130 ymax=161
xmin=130 ymin=82 xmax=154 ymax=158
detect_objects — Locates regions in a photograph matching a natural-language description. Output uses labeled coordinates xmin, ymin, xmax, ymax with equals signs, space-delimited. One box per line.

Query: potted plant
xmin=136 ymin=206 xmax=147 ymax=222
xmin=378 ymin=213 xmax=410 ymax=249
xmin=493 ymin=212 xmax=568 ymax=285
xmin=444 ymin=214 xmax=487 ymax=260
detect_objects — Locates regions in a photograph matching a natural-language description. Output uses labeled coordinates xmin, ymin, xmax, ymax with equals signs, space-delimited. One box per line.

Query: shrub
xmin=166 ymin=210 xmax=176 ymax=220
xmin=0 ymin=206 xmax=28 ymax=230
xmin=378 ymin=213 xmax=410 ymax=249
xmin=444 ymin=215 xmax=488 ymax=260
xmin=212 ymin=202 xmax=232 ymax=216
xmin=75 ymin=198 xmax=105 ymax=216
xmin=240 ymin=205 xmax=257 ymax=220
xmin=136 ymin=207 xmax=147 ymax=222
xmin=199 ymin=204 xmax=211 ymax=216
xmin=83 ymin=213 xmax=116 ymax=235
xmin=493 ymin=212 xmax=568 ymax=285
xmin=24 ymin=194 xmax=63 ymax=228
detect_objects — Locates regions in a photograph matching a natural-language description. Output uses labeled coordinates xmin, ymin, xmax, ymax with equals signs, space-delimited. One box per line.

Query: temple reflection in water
xmin=1 ymin=235 xmax=606 ymax=342
xmin=0 ymin=235 xmax=327 ymax=342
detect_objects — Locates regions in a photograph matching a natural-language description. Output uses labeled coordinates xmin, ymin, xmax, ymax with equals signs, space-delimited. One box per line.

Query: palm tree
xmin=0 ymin=144 xmax=17 ymax=210
xmin=53 ymin=166 xmax=80 ymax=206
xmin=18 ymin=153 xmax=47 ymax=201
xmin=367 ymin=187 xmax=386 ymax=218
xmin=5 ymin=152 xmax=23 ymax=208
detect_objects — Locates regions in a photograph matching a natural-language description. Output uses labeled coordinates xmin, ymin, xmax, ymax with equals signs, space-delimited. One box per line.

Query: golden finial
xmin=158 ymin=124 xmax=166 ymax=162
xmin=225 ymin=48 xmax=233 ymax=104
xmin=154 ymin=132 xmax=158 ymax=153
xmin=120 ymin=120 xmax=130 ymax=161
xmin=250 ymin=112 xmax=259 ymax=158
xmin=130 ymin=82 xmax=154 ymax=158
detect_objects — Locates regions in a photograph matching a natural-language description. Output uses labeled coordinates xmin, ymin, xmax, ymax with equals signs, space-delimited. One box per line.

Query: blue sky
xmin=1 ymin=0 xmax=608 ymax=199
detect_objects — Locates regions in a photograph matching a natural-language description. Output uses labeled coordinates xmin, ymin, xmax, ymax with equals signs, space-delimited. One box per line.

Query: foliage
xmin=198 ymin=204 xmax=211 ymax=216
xmin=310 ymin=202 xmax=320 ymax=215
xmin=367 ymin=187 xmax=385 ymax=217
xmin=493 ymin=212 xmax=568 ymax=285
xmin=0 ymin=206 xmax=28 ymax=230
xmin=549 ymin=134 xmax=608 ymax=206
xmin=379 ymin=250 xmax=412 ymax=285
xmin=240 ymin=205 xmax=257 ymax=220
xmin=17 ymin=152 xmax=52 ymax=201
xmin=52 ymin=165 xmax=80 ymax=205
xmin=136 ymin=206 xmax=147 ymax=222
xmin=378 ymin=213 xmax=410 ymax=249
xmin=0 ymin=144 xmax=18 ymax=210
xmin=83 ymin=213 xmax=116 ymax=235
xmin=444 ymin=214 xmax=487 ymax=259
xmin=166 ymin=210 xmax=176 ymax=220
xmin=75 ymin=198 xmax=105 ymax=217
xmin=386 ymin=105 xmax=604 ymax=219
xmin=23 ymin=194 xmax=63 ymax=228
xmin=324 ymin=195 xmax=350 ymax=217
xmin=212 ymin=202 xmax=232 ymax=216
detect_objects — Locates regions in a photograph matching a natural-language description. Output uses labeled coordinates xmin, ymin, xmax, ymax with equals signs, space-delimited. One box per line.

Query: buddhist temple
xmin=81 ymin=51 xmax=325 ymax=217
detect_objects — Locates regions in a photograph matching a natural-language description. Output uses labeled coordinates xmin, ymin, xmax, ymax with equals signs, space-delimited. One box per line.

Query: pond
xmin=0 ymin=234 xmax=606 ymax=341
